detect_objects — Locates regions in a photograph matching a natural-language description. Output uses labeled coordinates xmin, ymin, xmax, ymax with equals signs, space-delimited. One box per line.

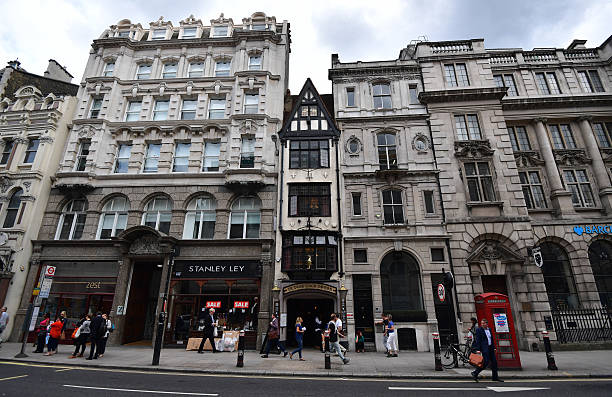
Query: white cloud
xmin=0 ymin=0 xmax=609 ymax=94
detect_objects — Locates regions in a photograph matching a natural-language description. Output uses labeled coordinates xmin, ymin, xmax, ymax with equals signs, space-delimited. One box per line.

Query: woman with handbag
xmin=44 ymin=318 xmax=63 ymax=356
xmin=34 ymin=313 xmax=50 ymax=353
xmin=69 ymin=314 xmax=90 ymax=358
xmin=261 ymin=313 xmax=287 ymax=358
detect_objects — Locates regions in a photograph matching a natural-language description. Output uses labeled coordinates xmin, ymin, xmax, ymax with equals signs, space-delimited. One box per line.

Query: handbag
xmin=213 ymin=327 xmax=218 ymax=337
xmin=71 ymin=328 xmax=80 ymax=339
xmin=469 ymin=352 xmax=484 ymax=368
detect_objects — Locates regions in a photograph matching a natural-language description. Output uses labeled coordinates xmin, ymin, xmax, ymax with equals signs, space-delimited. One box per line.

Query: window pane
xmin=203 ymin=142 xmax=220 ymax=172
xmin=493 ymin=75 xmax=504 ymax=87
xmin=467 ymin=178 xmax=481 ymax=201
xmin=589 ymin=70 xmax=604 ymax=92
xmin=444 ymin=65 xmax=457 ymax=87
xmin=466 ymin=115 xmax=481 ymax=139
xmin=455 ymin=116 xmax=468 ymax=140
xmin=504 ymin=75 xmax=518 ymax=96
xmin=515 ymin=126 xmax=531 ymax=150
xmin=153 ymin=100 xmax=169 ymax=120
xmin=424 ymin=191 xmax=435 ymax=214
xmin=481 ymin=176 xmax=496 ymax=201
xmin=546 ymin=72 xmax=560 ymax=94
xmin=162 ymin=64 xmax=177 ymax=78
xmin=346 ymin=88 xmax=355 ymax=107
xmin=593 ymin=123 xmax=610 ymax=147
xmin=535 ymin=73 xmax=550 ymax=94
xmin=455 ymin=64 xmax=469 ymax=86
xmin=508 ymin=128 xmax=519 ymax=151
xmin=560 ymin=125 xmax=576 ymax=148
xmin=189 ymin=63 xmax=204 ymax=78
xmin=548 ymin=125 xmax=564 ymax=149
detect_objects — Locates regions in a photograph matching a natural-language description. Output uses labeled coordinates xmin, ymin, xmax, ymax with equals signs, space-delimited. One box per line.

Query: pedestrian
xmin=327 ymin=313 xmax=349 ymax=364
xmin=355 ymin=330 xmax=365 ymax=353
xmin=34 ymin=313 xmax=50 ymax=353
xmin=69 ymin=314 xmax=90 ymax=358
xmin=87 ymin=311 xmax=105 ymax=360
xmin=261 ymin=313 xmax=287 ymax=358
xmin=44 ymin=317 xmax=63 ymax=356
xmin=314 ymin=315 xmax=324 ymax=352
xmin=98 ymin=314 xmax=113 ymax=357
xmin=0 ymin=307 xmax=9 ymax=345
xmin=198 ymin=308 xmax=218 ymax=353
xmin=376 ymin=314 xmax=389 ymax=354
xmin=386 ymin=314 xmax=398 ymax=357
xmin=333 ymin=313 xmax=348 ymax=356
xmin=468 ymin=317 xmax=477 ymax=337
xmin=289 ymin=317 xmax=305 ymax=360
xmin=471 ymin=319 xmax=504 ymax=382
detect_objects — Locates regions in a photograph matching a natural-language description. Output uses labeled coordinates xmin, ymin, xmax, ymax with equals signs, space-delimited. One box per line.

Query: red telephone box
xmin=474 ymin=293 xmax=521 ymax=369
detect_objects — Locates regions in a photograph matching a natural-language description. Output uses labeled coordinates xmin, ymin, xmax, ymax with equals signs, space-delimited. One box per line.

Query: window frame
xmin=372 ymin=83 xmax=392 ymax=109
xmin=463 ymin=161 xmax=496 ymax=203
xmin=240 ymin=137 xmax=255 ymax=168
xmin=23 ymin=138 xmax=40 ymax=164
xmin=377 ymin=132 xmax=398 ymax=170
xmin=162 ymin=63 xmax=178 ymax=79
xmin=519 ymin=170 xmax=547 ymax=209
xmin=282 ymin=233 xmax=338 ymax=272
xmin=430 ymin=247 xmax=446 ymax=262
xmin=136 ymin=64 xmax=152 ymax=80
xmin=152 ymin=99 xmax=169 ymax=121
xmin=243 ymin=93 xmax=259 ymax=114
xmin=577 ymin=70 xmax=605 ymax=93
xmin=353 ymin=248 xmax=368 ymax=264
xmin=215 ymin=60 xmax=231 ymax=77
xmin=125 ymin=101 xmax=142 ymax=121
xmin=212 ymin=25 xmax=228 ymax=37
xmin=288 ymin=183 xmax=332 ymax=217
xmin=188 ymin=62 xmax=204 ymax=78
xmin=89 ymin=98 xmax=103 ymax=119
xmin=151 ymin=29 xmax=166 ymax=40
xmin=181 ymin=27 xmax=197 ymax=39
xmin=202 ymin=141 xmax=221 ymax=172
xmin=183 ymin=196 xmax=216 ymax=239
xmin=103 ymin=62 xmax=115 ymax=77
xmin=228 ymin=197 xmax=261 ymax=239
xmin=346 ymin=87 xmax=355 ymax=107
xmin=3 ymin=188 xmax=23 ymax=228
xmin=143 ymin=142 xmax=161 ymax=173
xmin=382 ymin=189 xmax=404 ymax=225
xmin=113 ymin=143 xmax=132 ymax=173
xmin=351 ymin=192 xmax=362 ymax=216
xmin=548 ymin=124 xmax=576 ymax=149
xmin=208 ymin=97 xmax=225 ymax=119
xmin=74 ymin=139 xmax=91 ymax=172
xmin=535 ymin=71 xmax=561 ymax=95
xmin=96 ymin=197 xmax=129 ymax=239
xmin=423 ymin=190 xmax=436 ymax=215
xmin=493 ymin=73 xmax=518 ymax=96
xmin=0 ymin=139 xmax=15 ymax=166
xmin=172 ymin=142 xmax=191 ymax=172
xmin=454 ymin=114 xmax=482 ymax=141
xmin=141 ymin=196 xmax=172 ymax=234
xmin=55 ymin=198 xmax=88 ymax=240
xmin=507 ymin=126 xmax=531 ymax=151
xmin=563 ymin=169 xmax=596 ymax=208
xmin=248 ymin=55 xmax=262 ymax=71
xmin=289 ymin=140 xmax=329 ymax=169
xmin=592 ymin=122 xmax=612 ymax=148
xmin=444 ymin=63 xmax=470 ymax=87
xmin=180 ymin=99 xmax=197 ymax=120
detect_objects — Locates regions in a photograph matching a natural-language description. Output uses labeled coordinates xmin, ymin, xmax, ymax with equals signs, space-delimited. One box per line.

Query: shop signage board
xmin=493 ymin=313 xmax=510 ymax=333
xmin=29 ymin=306 xmax=40 ymax=331
xmin=283 ymin=283 xmax=337 ymax=295
xmin=44 ymin=266 xmax=56 ymax=277
xmin=173 ymin=260 xmax=261 ymax=278
xmin=234 ymin=301 xmax=249 ymax=309
xmin=206 ymin=301 xmax=222 ymax=308
xmin=39 ymin=278 xmax=53 ymax=298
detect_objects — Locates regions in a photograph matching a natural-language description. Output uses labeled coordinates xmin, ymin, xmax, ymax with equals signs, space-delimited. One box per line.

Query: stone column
xmin=532 ymin=118 xmax=577 ymax=216
xmin=577 ymin=116 xmax=612 ymax=213
xmin=109 ymin=257 xmax=130 ymax=346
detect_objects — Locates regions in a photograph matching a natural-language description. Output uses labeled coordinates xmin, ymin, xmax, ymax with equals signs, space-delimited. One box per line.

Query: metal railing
xmin=551 ymin=306 xmax=612 ymax=343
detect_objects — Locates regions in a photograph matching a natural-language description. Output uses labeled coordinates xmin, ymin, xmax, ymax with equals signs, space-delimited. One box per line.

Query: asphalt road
xmin=0 ymin=361 xmax=611 ymax=396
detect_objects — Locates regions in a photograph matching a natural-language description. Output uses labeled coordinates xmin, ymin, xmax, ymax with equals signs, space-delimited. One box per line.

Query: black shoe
xmin=493 ymin=378 xmax=504 ymax=382
xmin=198 ymin=351 xmax=204 ymax=354
xmin=261 ymin=354 xmax=268 ymax=358
xmin=343 ymin=358 xmax=350 ymax=364
xmin=283 ymin=352 xmax=288 ymax=357
xmin=471 ymin=371 xmax=479 ymax=382
xmin=86 ymin=358 xmax=93 ymax=360
xmin=213 ymin=350 xmax=218 ymax=353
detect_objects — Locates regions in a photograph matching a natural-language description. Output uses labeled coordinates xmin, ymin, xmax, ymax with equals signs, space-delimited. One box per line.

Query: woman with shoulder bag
xmin=69 ymin=314 xmax=90 ymax=358
xmin=261 ymin=313 xmax=287 ymax=358
xmin=98 ymin=314 xmax=112 ymax=358
xmin=34 ymin=313 xmax=50 ymax=353
xmin=45 ymin=318 xmax=63 ymax=356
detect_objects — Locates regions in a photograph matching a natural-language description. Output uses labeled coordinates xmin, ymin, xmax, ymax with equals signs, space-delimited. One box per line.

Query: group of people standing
xmin=376 ymin=313 xmax=398 ymax=357
xmin=33 ymin=311 xmax=113 ymax=360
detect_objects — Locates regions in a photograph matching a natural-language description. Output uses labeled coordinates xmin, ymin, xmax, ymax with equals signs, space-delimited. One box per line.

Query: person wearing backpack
xmin=69 ymin=314 xmax=90 ymax=358
xmin=87 ymin=312 xmax=105 ymax=360
xmin=328 ymin=313 xmax=349 ymax=364
xmin=98 ymin=314 xmax=113 ymax=358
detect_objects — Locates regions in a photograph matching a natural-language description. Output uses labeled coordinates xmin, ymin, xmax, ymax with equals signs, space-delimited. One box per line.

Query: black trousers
xmin=198 ymin=334 xmax=217 ymax=353
xmin=473 ymin=348 xmax=499 ymax=379
xmin=34 ymin=332 xmax=46 ymax=353
xmin=88 ymin=337 xmax=102 ymax=359
xmin=99 ymin=337 xmax=108 ymax=355
xmin=73 ymin=334 xmax=88 ymax=356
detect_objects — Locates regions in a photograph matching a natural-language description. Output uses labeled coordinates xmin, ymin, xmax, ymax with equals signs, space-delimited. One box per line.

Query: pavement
xmin=0 ymin=342 xmax=611 ymax=379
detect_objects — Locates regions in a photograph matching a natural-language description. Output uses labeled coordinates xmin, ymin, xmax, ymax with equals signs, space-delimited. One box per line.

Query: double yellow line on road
xmin=0 ymin=374 xmax=28 ymax=382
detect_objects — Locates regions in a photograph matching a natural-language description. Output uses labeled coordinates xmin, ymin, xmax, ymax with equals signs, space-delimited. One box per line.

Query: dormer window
xmin=251 ymin=24 xmax=267 ymax=31
xmin=212 ymin=25 xmax=228 ymax=37
xmin=151 ymin=29 xmax=166 ymax=40
xmin=117 ymin=31 xmax=130 ymax=38
xmin=182 ymin=27 xmax=197 ymax=39
xmin=136 ymin=64 xmax=152 ymax=80
xmin=103 ymin=62 xmax=115 ymax=77
xmin=215 ymin=61 xmax=231 ymax=77
xmin=162 ymin=63 xmax=177 ymax=79
xmin=248 ymin=55 xmax=262 ymax=71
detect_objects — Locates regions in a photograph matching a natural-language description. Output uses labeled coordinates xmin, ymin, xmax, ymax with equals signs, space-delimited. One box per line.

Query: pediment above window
xmin=553 ymin=148 xmax=592 ymax=166
xmin=180 ymin=14 xmax=202 ymax=26
xmin=466 ymin=240 xmax=525 ymax=267
xmin=601 ymin=148 xmax=612 ymax=164
xmin=454 ymin=139 xmax=494 ymax=158
xmin=134 ymin=57 xmax=153 ymax=65
xmin=513 ymin=150 xmax=545 ymax=167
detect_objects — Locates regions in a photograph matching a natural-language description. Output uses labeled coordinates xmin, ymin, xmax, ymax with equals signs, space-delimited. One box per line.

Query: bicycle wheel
xmin=440 ymin=345 xmax=457 ymax=368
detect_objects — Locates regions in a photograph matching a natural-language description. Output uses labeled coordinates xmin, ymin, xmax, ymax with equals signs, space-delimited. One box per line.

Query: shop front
xmin=165 ymin=259 xmax=262 ymax=349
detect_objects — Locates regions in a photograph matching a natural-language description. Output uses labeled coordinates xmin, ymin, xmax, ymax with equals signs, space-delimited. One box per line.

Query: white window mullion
xmin=96 ymin=215 xmax=104 ymax=239
xmin=55 ymin=214 xmax=65 ymax=240
xmin=111 ymin=213 xmax=119 ymax=237
xmin=69 ymin=213 xmax=77 ymax=240
xmin=243 ymin=210 xmax=248 ymax=239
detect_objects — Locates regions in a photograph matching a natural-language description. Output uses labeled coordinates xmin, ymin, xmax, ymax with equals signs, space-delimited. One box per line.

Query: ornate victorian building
xmin=18 ymin=13 xmax=290 ymax=348
xmin=330 ymin=35 xmax=612 ymax=352
xmin=0 ymin=60 xmax=77 ymax=340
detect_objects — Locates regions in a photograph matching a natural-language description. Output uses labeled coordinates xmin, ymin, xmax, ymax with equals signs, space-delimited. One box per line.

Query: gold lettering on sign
xmin=283 ymin=283 xmax=337 ymax=295
xmin=86 ymin=282 xmax=102 ymax=289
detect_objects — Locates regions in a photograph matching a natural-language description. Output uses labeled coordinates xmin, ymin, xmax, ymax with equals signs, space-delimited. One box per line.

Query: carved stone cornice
xmin=553 ymin=148 xmax=592 ymax=166
xmin=0 ymin=177 xmax=13 ymax=193
xmin=454 ymin=139 xmax=495 ymax=158
xmin=577 ymin=115 xmax=593 ymax=122
xmin=601 ymin=148 xmax=612 ymax=164
xmin=533 ymin=117 xmax=548 ymax=124
xmin=514 ymin=150 xmax=546 ymax=167
xmin=419 ymin=87 xmax=506 ymax=104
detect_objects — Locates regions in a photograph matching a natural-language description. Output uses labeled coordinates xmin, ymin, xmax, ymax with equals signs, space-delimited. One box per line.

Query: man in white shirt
xmin=332 ymin=313 xmax=347 ymax=355
xmin=0 ymin=307 xmax=9 ymax=344
xmin=471 ymin=318 xmax=503 ymax=382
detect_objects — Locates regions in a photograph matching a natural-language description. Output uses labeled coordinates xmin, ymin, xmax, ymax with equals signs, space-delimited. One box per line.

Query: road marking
xmin=389 ymin=386 xmax=550 ymax=393
xmin=63 ymin=385 xmax=218 ymax=396
xmin=0 ymin=375 xmax=28 ymax=382
xmin=55 ymin=368 xmax=73 ymax=372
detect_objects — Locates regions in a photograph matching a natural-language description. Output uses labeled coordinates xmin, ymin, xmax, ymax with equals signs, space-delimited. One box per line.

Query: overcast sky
xmin=1 ymin=0 xmax=610 ymax=93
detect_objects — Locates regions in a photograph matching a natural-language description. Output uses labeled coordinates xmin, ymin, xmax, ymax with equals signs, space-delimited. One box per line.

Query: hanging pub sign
xmin=234 ymin=301 xmax=249 ymax=309
xmin=173 ymin=260 xmax=262 ymax=279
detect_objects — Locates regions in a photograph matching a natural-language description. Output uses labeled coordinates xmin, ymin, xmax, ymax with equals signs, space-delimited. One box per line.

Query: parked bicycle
xmin=440 ymin=334 xmax=473 ymax=369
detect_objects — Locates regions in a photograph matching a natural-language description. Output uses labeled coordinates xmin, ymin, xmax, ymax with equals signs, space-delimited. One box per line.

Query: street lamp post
xmin=339 ymin=283 xmax=348 ymax=349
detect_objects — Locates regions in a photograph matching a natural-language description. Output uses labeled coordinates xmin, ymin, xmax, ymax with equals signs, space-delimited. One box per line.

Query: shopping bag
xmin=469 ymin=352 xmax=484 ymax=368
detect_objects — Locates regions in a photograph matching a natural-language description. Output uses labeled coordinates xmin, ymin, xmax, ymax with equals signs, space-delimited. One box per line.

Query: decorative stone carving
xmin=601 ymin=148 xmax=612 ymax=164
xmin=129 ymin=235 xmax=161 ymax=255
xmin=345 ymin=136 xmax=362 ymax=154
xmin=454 ymin=140 xmax=495 ymax=158
xmin=553 ymin=149 xmax=592 ymax=166
xmin=412 ymin=133 xmax=431 ymax=152
xmin=22 ymin=181 xmax=31 ymax=192
xmin=513 ymin=151 xmax=545 ymax=167
xmin=0 ymin=177 xmax=13 ymax=193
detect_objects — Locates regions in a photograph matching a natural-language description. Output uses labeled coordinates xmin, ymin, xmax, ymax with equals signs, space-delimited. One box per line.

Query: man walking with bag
xmin=471 ymin=318 xmax=503 ymax=382
xmin=327 ymin=313 xmax=349 ymax=365
xmin=198 ymin=308 xmax=218 ymax=354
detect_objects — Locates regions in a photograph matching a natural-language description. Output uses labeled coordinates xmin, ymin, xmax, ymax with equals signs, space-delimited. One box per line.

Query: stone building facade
xmin=17 ymin=12 xmax=290 ymax=348
xmin=0 ymin=60 xmax=78 ymax=341
xmin=330 ymin=35 xmax=612 ymax=352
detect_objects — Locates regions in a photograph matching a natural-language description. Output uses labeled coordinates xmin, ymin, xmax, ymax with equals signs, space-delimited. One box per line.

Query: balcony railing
xmin=564 ymin=49 xmax=599 ymax=61
xmin=523 ymin=51 xmax=558 ymax=63
xmin=490 ymin=54 xmax=517 ymax=65
xmin=430 ymin=41 xmax=473 ymax=54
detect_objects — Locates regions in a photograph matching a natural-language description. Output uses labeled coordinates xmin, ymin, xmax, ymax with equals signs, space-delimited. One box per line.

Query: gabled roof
xmin=279 ymin=78 xmax=339 ymax=140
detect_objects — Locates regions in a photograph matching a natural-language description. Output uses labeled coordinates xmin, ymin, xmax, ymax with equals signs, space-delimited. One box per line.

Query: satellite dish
xmin=0 ymin=232 xmax=8 ymax=246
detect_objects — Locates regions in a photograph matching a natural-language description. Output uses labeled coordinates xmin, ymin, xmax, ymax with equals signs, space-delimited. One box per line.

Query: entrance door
xmin=482 ymin=275 xmax=508 ymax=295
xmin=123 ymin=262 xmax=162 ymax=344
xmin=431 ymin=273 xmax=458 ymax=345
xmin=353 ymin=275 xmax=375 ymax=342
xmin=286 ymin=298 xmax=334 ymax=348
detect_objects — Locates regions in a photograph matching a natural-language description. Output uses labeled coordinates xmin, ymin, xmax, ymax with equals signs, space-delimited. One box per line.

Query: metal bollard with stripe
xmin=542 ymin=330 xmax=557 ymax=370
xmin=432 ymin=332 xmax=443 ymax=371
xmin=236 ymin=330 xmax=245 ymax=367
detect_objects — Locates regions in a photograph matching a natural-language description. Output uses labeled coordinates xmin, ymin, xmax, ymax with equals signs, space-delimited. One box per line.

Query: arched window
xmin=97 ymin=196 xmax=129 ymax=239
xmin=183 ymin=196 xmax=216 ymax=239
xmin=540 ymin=242 xmax=579 ymax=310
xmin=229 ymin=197 xmax=260 ymax=239
xmin=380 ymin=251 xmax=425 ymax=321
xmin=56 ymin=198 xmax=88 ymax=240
xmin=3 ymin=188 xmax=23 ymax=228
xmin=588 ymin=240 xmax=612 ymax=307
xmin=142 ymin=196 xmax=172 ymax=234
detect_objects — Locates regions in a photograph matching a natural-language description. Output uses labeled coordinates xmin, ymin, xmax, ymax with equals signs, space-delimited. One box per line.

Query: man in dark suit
xmin=87 ymin=312 xmax=104 ymax=360
xmin=471 ymin=318 xmax=503 ymax=382
xmin=198 ymin=308 xmax=218 ymax=353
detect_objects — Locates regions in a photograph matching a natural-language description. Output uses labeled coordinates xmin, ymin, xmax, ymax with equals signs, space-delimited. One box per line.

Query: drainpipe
xmin=334 ymin=136 xmax=344 ymax=277
xmin=278 ymin=139 xmax=285 ymax=232
xmin=419 ymin=73 xmax=462 ymax=323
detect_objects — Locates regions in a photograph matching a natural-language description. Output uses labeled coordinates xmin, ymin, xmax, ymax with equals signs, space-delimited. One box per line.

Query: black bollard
xmin=324 ymin=335 xmax=331 ymax=369
xmin=236 ymin=330 xmax=245 ymax=367
xmin=432 ymin=332 xmax=443 ymax=371
xmin=542 ymin=330 xmax=558 ymax=370
xmin=152 ymin=312 xmax=165 ymax=366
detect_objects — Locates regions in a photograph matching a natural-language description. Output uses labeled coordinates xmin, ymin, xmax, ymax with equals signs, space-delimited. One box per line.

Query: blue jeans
xmin=291 ymin=338 xmax=303 ymax=358
xmin=264 ymin=338 xmax=286 ymax=355
xmin=331 ymin=341 xmax=346 ymax=361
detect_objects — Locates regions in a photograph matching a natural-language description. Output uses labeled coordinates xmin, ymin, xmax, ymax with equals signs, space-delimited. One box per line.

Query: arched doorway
xmin=540 ymin=242 xmax=579 ymax=310
xmin=380 ymin=251 xmax=425 ymax=322
xmin=588 ymin=240 xmax=612 ymax=307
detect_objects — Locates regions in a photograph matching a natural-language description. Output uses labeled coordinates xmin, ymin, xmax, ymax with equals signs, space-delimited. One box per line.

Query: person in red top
xmin=34 ymin=313 xmax=50 ymax=353
xmin=44 ymin=318 xmax=63 ymax=356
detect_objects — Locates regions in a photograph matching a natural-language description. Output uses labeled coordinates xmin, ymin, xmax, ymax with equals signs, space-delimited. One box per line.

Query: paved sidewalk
xmin=0 ymin=342 xmax=610 ymax=379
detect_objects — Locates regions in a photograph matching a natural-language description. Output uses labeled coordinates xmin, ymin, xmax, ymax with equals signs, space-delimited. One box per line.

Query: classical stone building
xmin=18 ymin=13 xmax=290 ymax=348
xmin=0 ymin=60 xmax=78 ymax=341
xmin=330 ymin=35 xmax=612 ymax=352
